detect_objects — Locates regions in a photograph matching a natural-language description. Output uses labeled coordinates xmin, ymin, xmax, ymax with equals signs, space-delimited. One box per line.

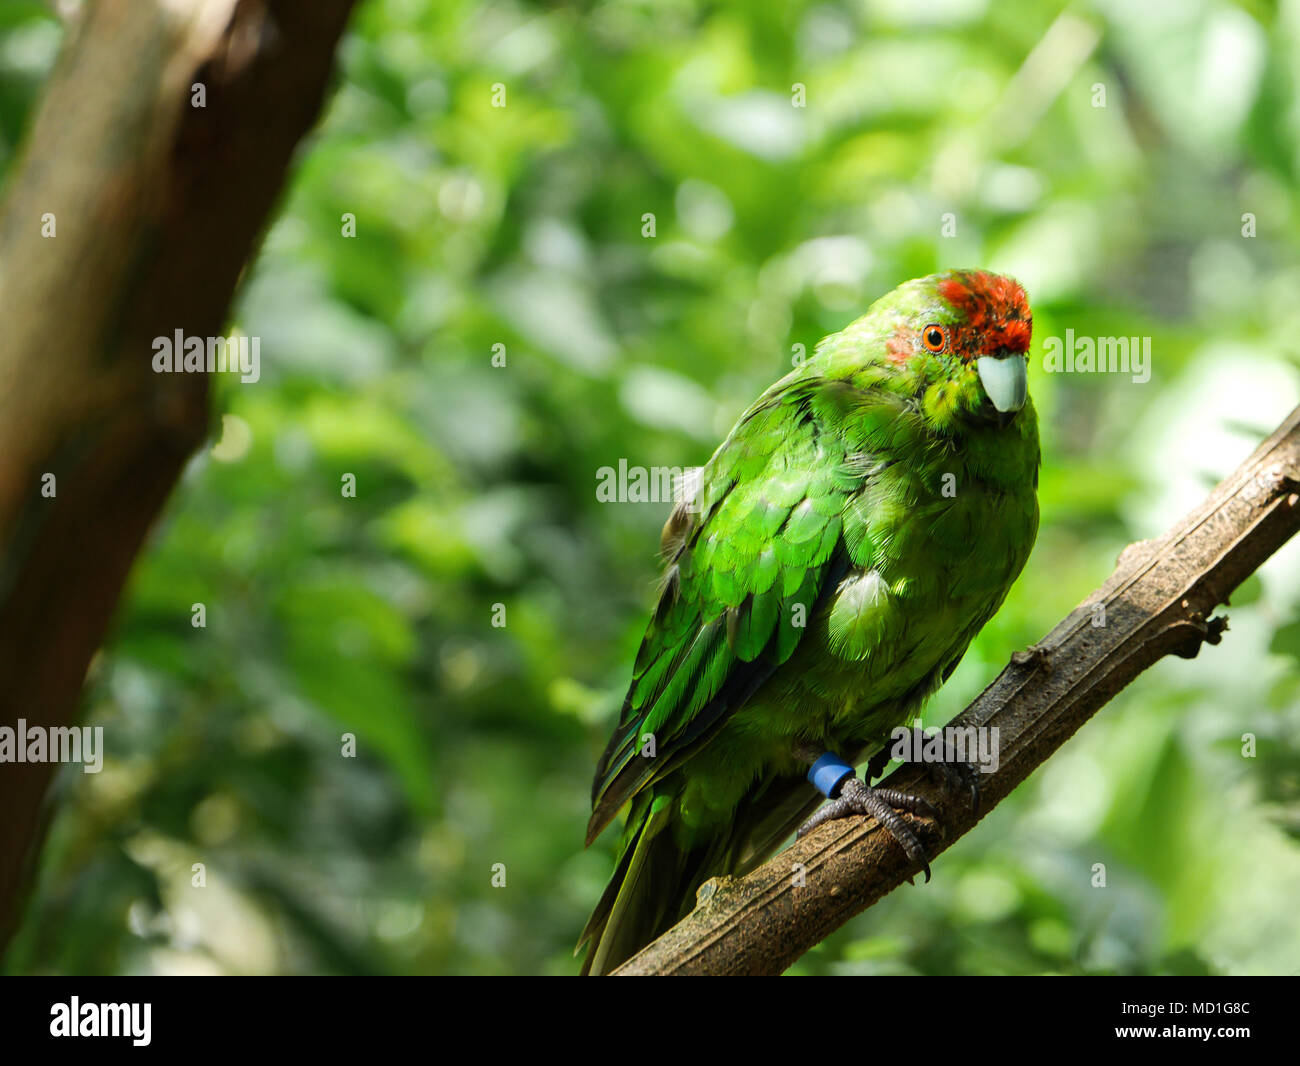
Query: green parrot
xmin=579 ymin=269 xmax=1039 ymax=975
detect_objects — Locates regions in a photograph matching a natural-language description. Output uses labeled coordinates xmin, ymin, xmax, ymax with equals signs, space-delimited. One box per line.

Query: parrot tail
xmin=577 ymin=789 xmax=741 ymax=976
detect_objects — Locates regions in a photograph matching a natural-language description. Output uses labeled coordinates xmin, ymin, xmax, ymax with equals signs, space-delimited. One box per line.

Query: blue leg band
xmin=808 ymin=753 xmax=855 ymax=798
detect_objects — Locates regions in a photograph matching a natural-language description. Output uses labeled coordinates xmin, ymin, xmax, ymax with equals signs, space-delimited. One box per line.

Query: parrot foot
xmin=795 ymin=777 xmax=939 ymax=882
xmin=928 ymin=755 xmax=981 ymax=815
xmin=866 ymin=726 xmax=982 ymax=815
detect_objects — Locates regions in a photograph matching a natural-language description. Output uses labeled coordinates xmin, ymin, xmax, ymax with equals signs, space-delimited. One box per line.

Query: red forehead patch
xmin=938 ymin=271 xmax=1031 ymax=356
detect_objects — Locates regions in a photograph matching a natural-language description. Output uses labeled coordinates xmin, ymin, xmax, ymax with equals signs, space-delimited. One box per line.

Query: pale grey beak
xmin=976 ymin=355 xmax=1027 ymax=414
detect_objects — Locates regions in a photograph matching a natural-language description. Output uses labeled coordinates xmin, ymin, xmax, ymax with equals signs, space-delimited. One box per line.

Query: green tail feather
xmin=578 ymin=773 xmax=827 ymax=975
xmin=579 ymin=792 xmax=668 ymax=976
xmin=578 ymin=790 xmax=740 ymax=976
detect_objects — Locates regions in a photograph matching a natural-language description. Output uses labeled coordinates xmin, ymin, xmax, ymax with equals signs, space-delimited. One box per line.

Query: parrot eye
xmin=922 ymin=324 xmax=947 ymax=353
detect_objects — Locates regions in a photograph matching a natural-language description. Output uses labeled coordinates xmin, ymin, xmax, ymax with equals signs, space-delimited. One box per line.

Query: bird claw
xmin=926 ymin=753 xmax=981 ymax=816
xmin=891 ymin=725 xmax=982 ymax=815
xmin=796 ymin=776 xmax=937 ymax=882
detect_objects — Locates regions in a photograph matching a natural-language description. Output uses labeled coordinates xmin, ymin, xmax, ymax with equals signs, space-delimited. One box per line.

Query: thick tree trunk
xmin=0 ymin=0 xmax=356 ymax=953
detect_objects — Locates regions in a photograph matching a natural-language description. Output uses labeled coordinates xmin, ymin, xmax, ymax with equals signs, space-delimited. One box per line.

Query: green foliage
xmin=3 ymin=0 xmax=1300 ymax=975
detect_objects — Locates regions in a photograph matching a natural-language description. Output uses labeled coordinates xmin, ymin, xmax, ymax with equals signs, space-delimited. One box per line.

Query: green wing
xmin=586 ymin=375 xmax=864 ymax=843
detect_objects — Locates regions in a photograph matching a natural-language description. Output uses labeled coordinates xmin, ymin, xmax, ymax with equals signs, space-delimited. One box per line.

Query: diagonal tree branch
xmin=614 ymin=405 xmax=1300 ymax=976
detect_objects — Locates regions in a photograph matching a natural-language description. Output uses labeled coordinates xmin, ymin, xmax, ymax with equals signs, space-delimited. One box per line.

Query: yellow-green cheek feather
xmin=921 ymin=371 xmax=981 ymax=431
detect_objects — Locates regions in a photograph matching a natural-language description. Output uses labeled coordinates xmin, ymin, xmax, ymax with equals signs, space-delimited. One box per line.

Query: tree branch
xmin=613 ymin=405 xmax=1300 ymax=976
xmin=0 ymin=0 xmax=356 ymax=952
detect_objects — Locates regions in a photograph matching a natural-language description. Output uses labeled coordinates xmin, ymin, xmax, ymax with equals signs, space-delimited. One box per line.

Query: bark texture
xmin=0 ymin=0 xmax=357 ymax=951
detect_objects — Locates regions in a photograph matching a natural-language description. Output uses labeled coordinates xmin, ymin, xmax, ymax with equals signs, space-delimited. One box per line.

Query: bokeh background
xmin=3 ymin=0 xmax=1300 ymax=975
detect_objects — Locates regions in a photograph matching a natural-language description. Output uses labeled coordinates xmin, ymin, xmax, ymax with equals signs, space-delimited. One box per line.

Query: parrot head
xmin=825 ymin=269 xmax=1033 ymax=433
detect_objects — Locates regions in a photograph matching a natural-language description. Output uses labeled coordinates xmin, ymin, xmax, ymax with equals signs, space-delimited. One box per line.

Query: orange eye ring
xmin=921 ymin=324 xmax=947 ymax=353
